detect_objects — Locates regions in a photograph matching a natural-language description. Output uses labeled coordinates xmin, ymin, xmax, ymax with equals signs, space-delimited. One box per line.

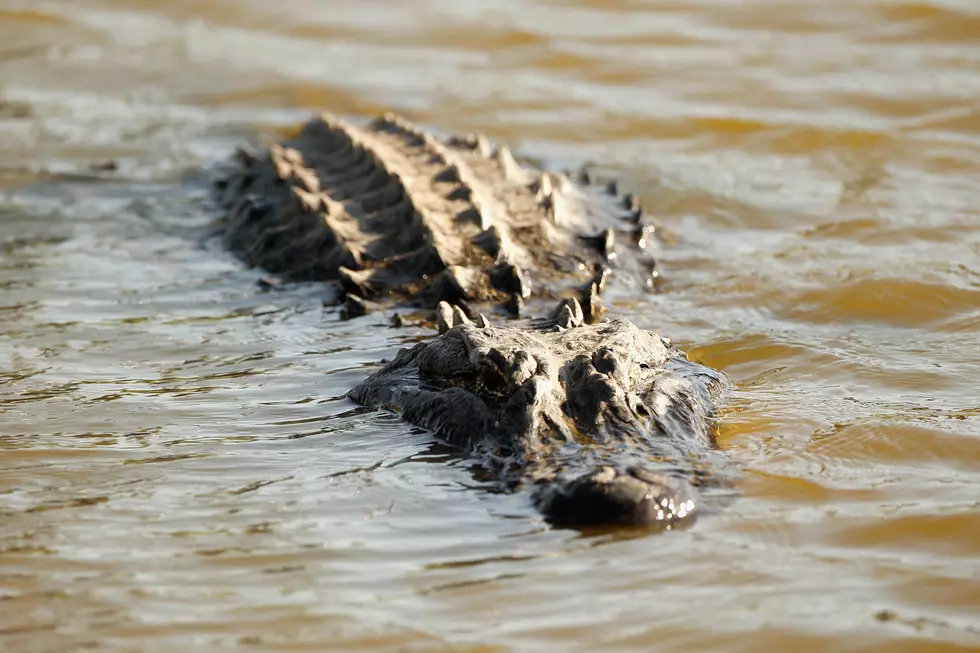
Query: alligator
xmin=213 ymin=111 xmax=732 ymax=529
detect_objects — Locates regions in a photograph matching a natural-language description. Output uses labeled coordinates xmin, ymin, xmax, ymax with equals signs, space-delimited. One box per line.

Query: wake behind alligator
xmin=214 ymin=111 xmax=734 ymax=530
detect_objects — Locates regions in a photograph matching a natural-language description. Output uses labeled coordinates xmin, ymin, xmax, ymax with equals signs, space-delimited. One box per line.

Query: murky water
xmin=2 ymin=1 xmax=979 ymax=651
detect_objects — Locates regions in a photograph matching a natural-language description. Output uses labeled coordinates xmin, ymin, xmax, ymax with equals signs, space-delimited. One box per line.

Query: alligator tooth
xmin=473 ymin=313 xmax=493 ymax=330
xmin=621 ymin=193 xmax=636 ymax=211
xmin=577 ymin=167 xmax=594 ymax=185
xmin=436 ymin=301 xmax=454 ymax=334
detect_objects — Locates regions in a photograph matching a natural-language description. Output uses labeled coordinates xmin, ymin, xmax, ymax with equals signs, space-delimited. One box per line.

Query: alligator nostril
xmin=592 ymin=347 xmax=627 ymax=380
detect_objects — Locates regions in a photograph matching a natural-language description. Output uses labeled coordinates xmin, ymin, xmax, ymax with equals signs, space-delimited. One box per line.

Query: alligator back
xmin=214 ymin=112 xmax=660 ymax=320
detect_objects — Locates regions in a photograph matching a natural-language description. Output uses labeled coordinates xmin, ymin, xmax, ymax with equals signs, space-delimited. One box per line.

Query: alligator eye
xmin=481 ymin=369 xmax=506 ymax=391
xmin=479 ymin=357 xmax=508 ymax=393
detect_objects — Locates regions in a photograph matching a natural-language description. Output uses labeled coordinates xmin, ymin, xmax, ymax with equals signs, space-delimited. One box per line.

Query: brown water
xmin=1 ymin=1 xmax=979 ymax=651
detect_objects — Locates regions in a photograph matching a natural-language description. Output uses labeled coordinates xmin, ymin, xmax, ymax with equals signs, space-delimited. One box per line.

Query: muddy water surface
xmin=1 ymin=1 xmax=979 ymax=651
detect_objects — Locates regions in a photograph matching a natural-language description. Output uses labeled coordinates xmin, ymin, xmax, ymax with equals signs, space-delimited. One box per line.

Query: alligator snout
xmin=536 ymin=466 xmax=698 ymax=529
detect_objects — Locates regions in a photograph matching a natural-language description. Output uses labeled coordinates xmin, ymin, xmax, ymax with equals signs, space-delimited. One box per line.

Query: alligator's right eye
xmin=479 ymin=360 xmax=508 ymax=393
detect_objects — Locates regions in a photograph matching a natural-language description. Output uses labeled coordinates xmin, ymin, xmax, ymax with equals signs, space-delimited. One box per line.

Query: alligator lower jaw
xmin=534 ymin=466 xmax=698 ymax=529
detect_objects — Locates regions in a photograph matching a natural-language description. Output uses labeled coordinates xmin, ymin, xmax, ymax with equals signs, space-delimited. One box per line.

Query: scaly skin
xmin=214 ymin=112 xmax=659 ymax=320
xmin=215 ymin=112 xmax=731 ymax=528
xmin=349 ymin=301 xmax=730 ymax=529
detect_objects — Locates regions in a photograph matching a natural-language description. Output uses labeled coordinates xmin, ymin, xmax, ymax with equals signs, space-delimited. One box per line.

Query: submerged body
xmin=214 ymin=111 xmax=732 ymax=528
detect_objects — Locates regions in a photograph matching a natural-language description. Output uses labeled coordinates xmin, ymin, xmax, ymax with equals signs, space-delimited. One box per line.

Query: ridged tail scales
xmin=214 ymin=112 xmax=661 ymax=322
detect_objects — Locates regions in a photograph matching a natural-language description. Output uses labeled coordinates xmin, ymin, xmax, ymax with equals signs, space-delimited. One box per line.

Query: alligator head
xmin=349 ymin=300 xmax=730 ymax=529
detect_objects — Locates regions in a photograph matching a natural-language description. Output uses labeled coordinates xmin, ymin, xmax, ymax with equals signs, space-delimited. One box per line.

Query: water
xmin=2 ymin=1 xmax=979 ymax=651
